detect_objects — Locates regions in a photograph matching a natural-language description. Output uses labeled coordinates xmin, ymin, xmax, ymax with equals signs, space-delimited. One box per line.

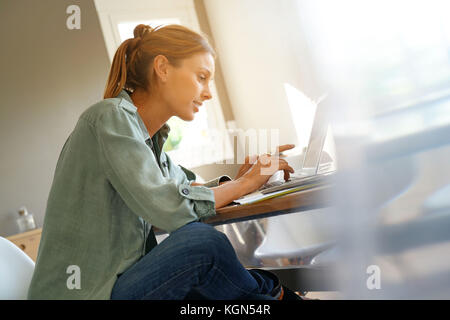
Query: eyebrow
xmin=200 ymin=68 xmax=213 ymax=78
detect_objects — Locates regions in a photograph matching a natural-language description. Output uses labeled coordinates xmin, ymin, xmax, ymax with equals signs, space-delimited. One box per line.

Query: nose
xmin=201 ymin=85 xmax=212 ymax=101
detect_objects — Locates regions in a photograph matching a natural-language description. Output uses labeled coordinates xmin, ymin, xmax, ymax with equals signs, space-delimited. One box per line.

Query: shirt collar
xmin=116 ymin=89 xmax=171 ymax=146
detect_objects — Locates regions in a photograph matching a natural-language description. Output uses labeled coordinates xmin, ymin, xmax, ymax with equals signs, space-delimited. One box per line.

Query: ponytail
xmin=103 ymin=39 xmax=132 ymax=99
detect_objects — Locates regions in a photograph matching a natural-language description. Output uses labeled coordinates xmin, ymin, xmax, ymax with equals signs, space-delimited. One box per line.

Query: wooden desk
xmin=154 ymin=185 xmax=333 ymax=234
xmin=207 ymin=185 xmax=333 ymax=226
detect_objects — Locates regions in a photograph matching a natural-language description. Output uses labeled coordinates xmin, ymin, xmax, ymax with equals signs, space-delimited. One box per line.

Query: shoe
xmin=248 ymin=268 xmax=308 ymax=300
xmin=281 ymin=285 xmax=304 ymax=300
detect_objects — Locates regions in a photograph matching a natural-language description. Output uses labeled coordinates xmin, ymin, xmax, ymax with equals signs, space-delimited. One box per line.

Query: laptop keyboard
xmin=259 ymin=171 xmax=311 ymax=191
xmin=259 ymin=171 xmax=335 ymax=194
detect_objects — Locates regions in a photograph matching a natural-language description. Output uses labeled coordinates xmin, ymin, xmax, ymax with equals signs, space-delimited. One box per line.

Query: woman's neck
xmin=130 ymin=88 xmax=172 ymax=138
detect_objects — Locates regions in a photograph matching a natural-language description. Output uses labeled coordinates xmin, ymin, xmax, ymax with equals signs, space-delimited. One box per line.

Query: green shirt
xmin=28 ymin=90 xmax=229 ymax=300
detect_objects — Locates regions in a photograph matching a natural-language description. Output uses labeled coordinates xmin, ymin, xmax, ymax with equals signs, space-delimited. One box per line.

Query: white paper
xmin=233 ymin=187 xmax=303 ymax=205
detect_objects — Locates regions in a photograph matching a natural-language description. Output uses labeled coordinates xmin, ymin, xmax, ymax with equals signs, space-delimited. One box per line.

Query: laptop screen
xmin=301 ymin=98 xmax=329 ymax=174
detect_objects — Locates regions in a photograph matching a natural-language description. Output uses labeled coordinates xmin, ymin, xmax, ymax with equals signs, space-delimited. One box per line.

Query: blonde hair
xmin=103 ymin=24 xmax=216 ymax=99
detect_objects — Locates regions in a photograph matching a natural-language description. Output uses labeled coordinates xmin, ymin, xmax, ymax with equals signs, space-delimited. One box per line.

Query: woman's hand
xmin=238 ymin=144 xmax=295 ymax=193
xmin=212 ymin=144 xmax=295 ymax=209
xmin=234 ymin=144 xmax=295 ymax=180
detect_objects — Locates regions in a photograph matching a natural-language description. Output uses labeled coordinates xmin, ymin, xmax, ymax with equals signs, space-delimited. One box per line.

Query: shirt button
xmin=182 ymin=188 xmax=190 ymax=195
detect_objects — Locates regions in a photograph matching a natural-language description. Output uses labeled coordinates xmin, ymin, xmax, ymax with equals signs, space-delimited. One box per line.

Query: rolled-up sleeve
xmin=203 ymin=175 xmax=232 ymax=188
xmin=178 ymin=165 xmax=232 ymax=188
xmin=94 ymin=106 xmax=216 ymax=233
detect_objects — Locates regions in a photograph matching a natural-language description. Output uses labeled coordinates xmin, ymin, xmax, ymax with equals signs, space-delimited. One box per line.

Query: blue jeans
xmin=110 ymin=222 xmax=278 ymax=300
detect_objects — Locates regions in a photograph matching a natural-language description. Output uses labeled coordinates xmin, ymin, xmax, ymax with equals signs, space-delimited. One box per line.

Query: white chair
xmin=310 ymin=246 xmax=340 ymax=266
xmin=422 ymin=183 xmax=450 ymax=217
xmin=254 ymin=208 xmax=336 ymax=265
xmin=0 ymin=236 xmax=35 ymax=299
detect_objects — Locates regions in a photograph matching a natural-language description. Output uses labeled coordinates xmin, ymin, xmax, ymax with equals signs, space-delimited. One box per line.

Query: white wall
xmin=203 ymin=0 xmax=322 ymax=148
xmin=0 ymin=0 xmax=110 ymax=237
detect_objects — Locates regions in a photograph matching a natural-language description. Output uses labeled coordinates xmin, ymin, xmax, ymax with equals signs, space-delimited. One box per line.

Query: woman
xmin=28 ymin=24 xmax=297 ymax=300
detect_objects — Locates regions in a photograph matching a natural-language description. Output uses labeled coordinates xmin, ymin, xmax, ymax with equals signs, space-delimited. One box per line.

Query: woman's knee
xmin=177 ymin=222 xmax=234 ymax=256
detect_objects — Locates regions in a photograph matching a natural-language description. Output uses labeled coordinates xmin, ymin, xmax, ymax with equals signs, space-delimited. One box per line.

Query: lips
xmin=193 ymin=101 xmax=202 ymax=112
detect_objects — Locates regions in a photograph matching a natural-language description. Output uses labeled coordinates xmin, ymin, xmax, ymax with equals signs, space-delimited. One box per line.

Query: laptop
xmin=259 ymin=96 xmax=335 ymax=194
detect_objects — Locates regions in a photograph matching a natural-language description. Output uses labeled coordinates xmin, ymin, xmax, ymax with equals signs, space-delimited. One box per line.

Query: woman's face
xmin=162 ymin=52 xmax=215 ymax=121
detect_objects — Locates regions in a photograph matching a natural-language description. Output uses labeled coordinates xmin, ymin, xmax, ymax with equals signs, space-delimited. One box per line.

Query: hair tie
xmin=133 ymin=24 xmax=153 ymax=39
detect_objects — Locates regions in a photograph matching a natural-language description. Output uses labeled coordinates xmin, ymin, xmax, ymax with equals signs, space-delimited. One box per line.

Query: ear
xmin=153 ymin=55 xmax=170 ymax=83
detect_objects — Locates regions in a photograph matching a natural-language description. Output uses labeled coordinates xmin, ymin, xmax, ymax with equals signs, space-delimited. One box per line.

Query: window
xmin=297 ymin=0 xmax=450 ymax=116
xmin=291 ymin=0 xmax=450 ymax=150
xmin=292 ymin=1 xmax=450 ymax=298
xmin=94 ymin=0 xmax=233 ymax=168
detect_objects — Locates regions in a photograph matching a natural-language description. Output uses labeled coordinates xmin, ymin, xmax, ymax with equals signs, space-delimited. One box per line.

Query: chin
xmin=179 ymin=113 xmax=195 ymax=121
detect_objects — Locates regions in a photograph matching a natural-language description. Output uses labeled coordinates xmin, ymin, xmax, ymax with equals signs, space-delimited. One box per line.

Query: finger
xmin=276 ymin=158 xmax=291 ymax=168
xmin=275 ymin=144 xmax=295 ymax=154
xmin=283 ymin=169 xmax=290 ymax=181
xmin=263 ymin=157 xmax=290 ymax=171
xmin=280 ymin=164 xmax=295 ymax=181
xmin=279 ymin=162 xmax=295 ymax=174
